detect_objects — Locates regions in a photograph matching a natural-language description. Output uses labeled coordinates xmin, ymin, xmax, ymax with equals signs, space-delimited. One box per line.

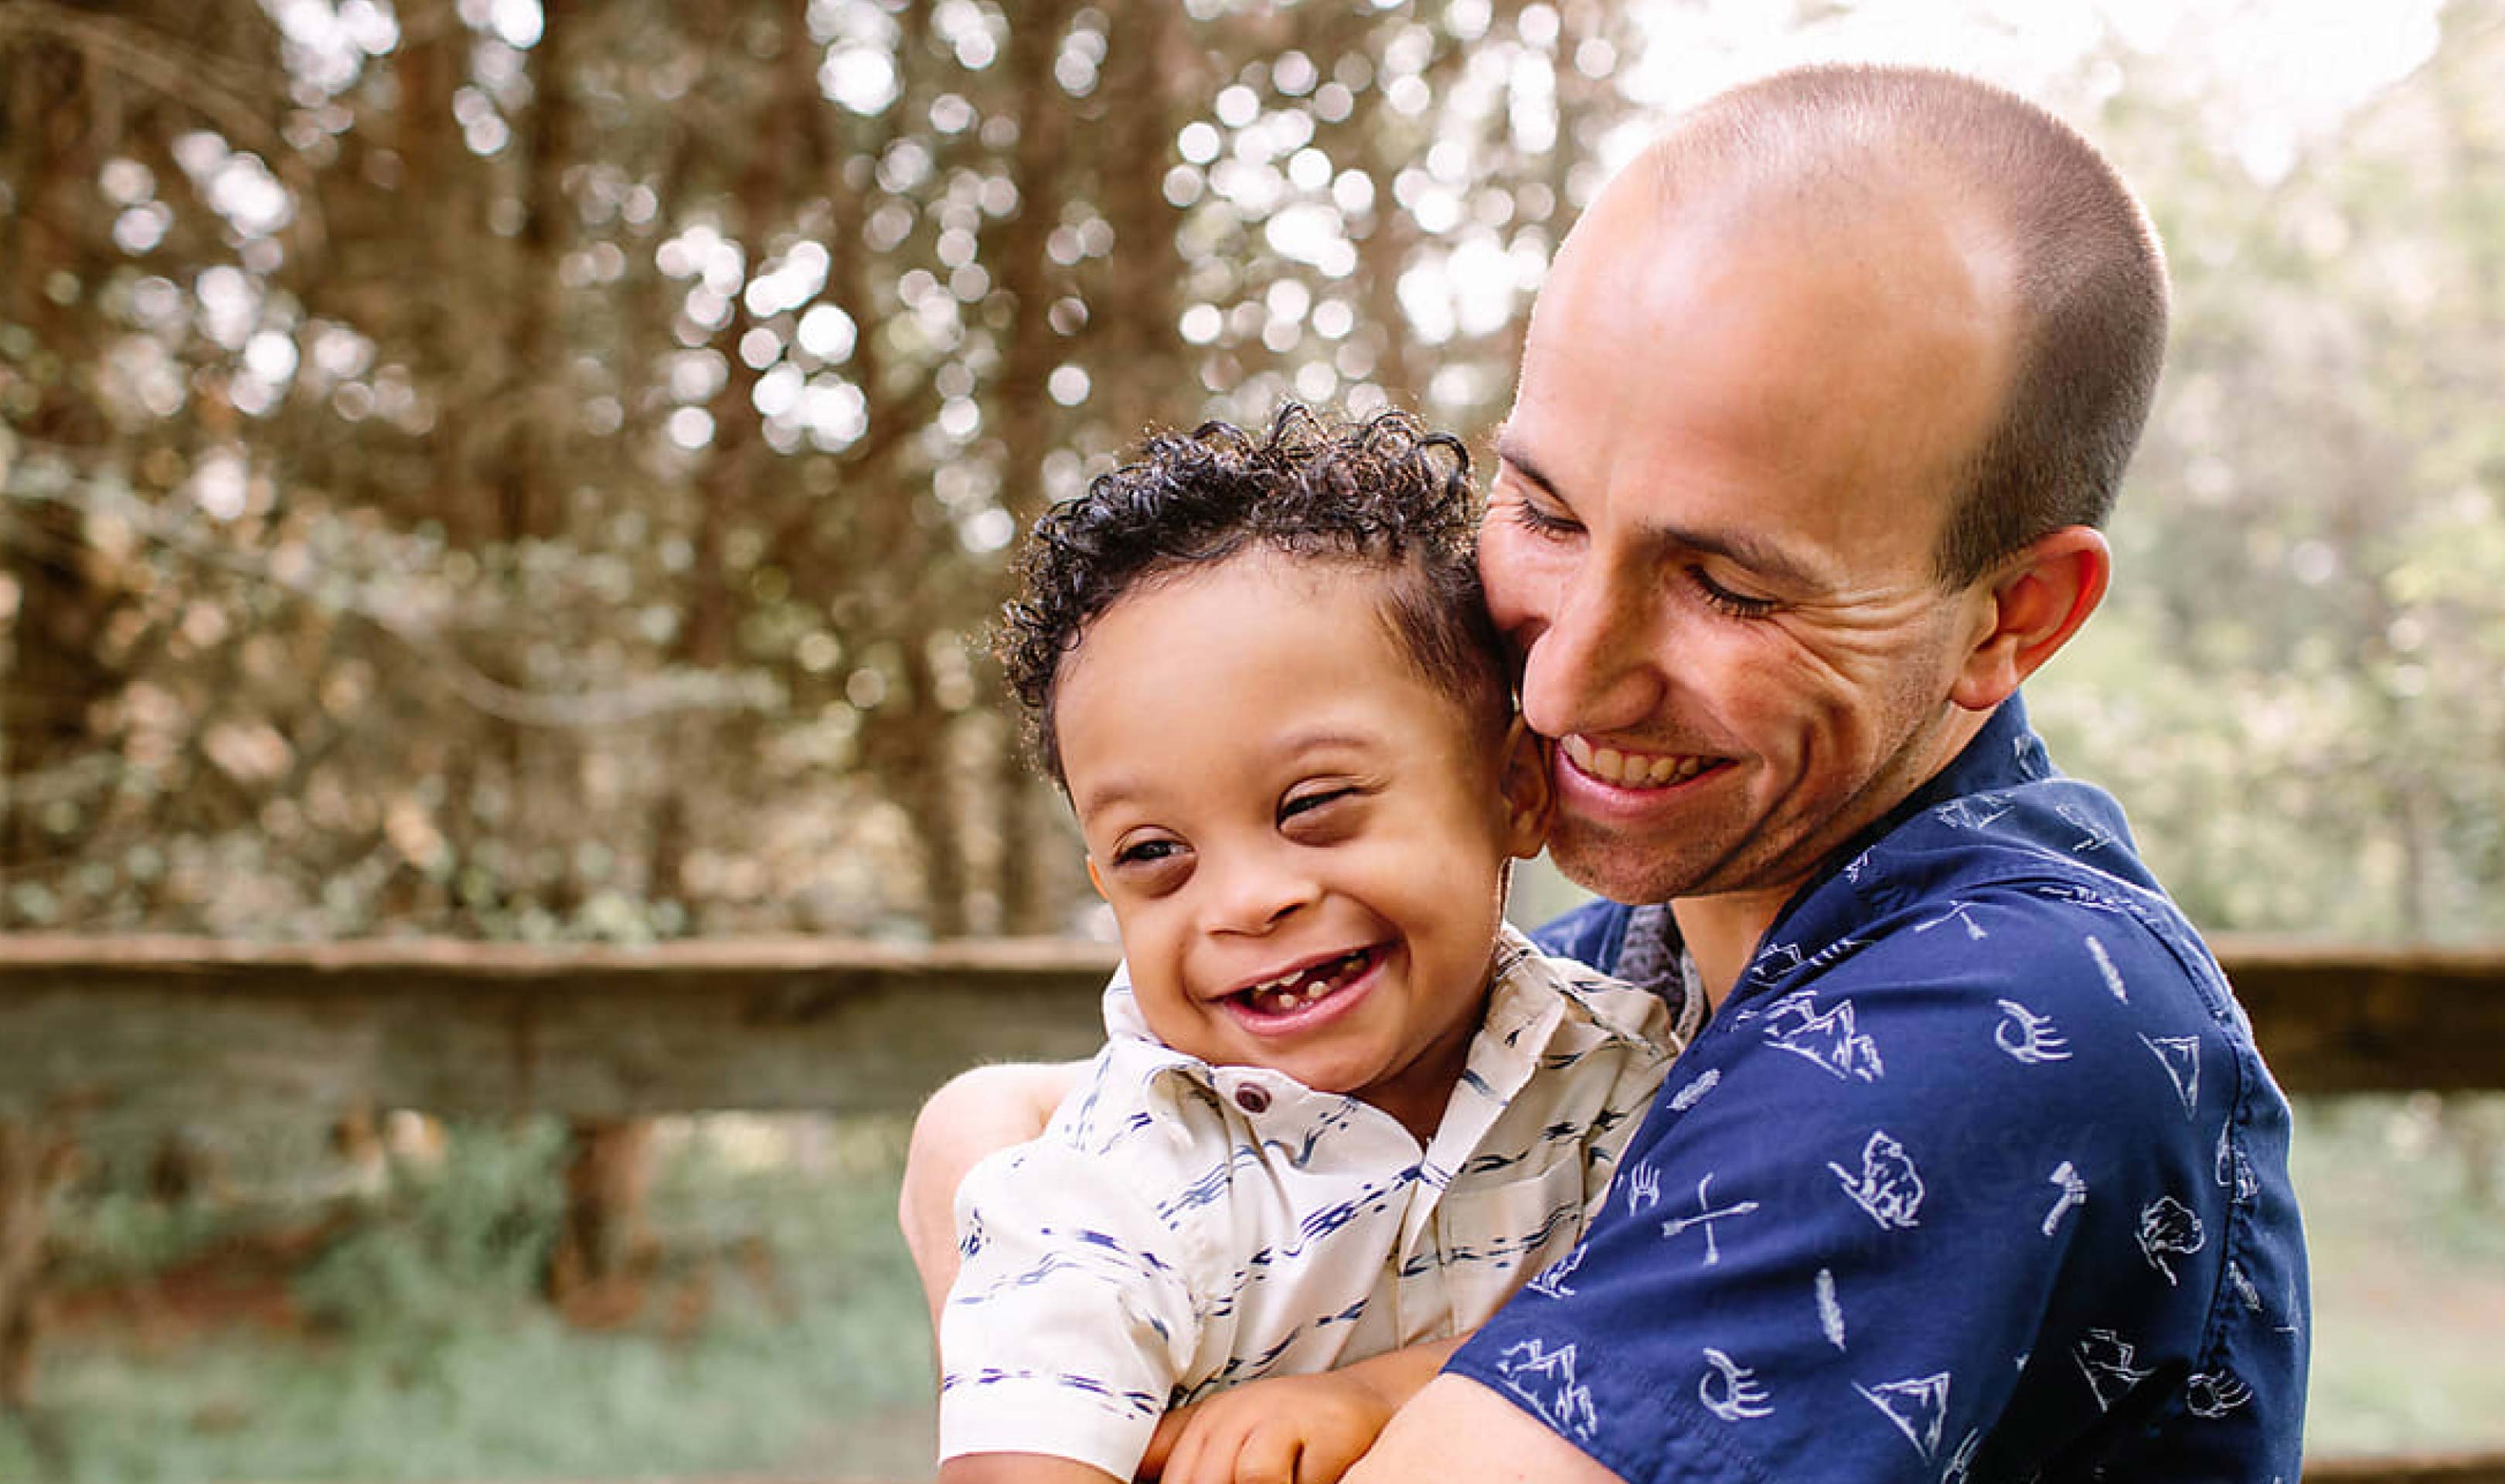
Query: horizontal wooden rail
xmin=2 ymin=934 xmax=2501 ymax=1128
xmin=2 ymin=934 xmax=2502 ymax=1478
xmin=0 ymin=934 xmax=1120 ymax=1130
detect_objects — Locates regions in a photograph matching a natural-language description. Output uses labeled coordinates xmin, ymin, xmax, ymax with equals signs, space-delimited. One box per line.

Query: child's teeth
xmin=1244 ymin=951 xmax=1370 ymax=1013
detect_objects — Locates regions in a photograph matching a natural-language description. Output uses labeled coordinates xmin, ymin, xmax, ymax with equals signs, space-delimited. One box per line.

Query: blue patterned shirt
xmin=1449 ymin=696 xmax=2310 ymax=1482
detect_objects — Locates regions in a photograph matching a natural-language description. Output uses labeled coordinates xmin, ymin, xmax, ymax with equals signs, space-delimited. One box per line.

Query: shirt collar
xmin=1096 ymin=924 xmax=1610 ymax=1132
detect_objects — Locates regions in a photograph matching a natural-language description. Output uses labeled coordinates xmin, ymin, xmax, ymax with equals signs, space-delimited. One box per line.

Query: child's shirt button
xmin=1233 ymin=1084 xmax=1271 ymax=1115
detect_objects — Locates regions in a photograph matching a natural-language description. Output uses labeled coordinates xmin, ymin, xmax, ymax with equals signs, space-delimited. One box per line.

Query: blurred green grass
xmin=0 ymin=1097 xmax=2496 ymax=1481
xmin=2295 ymin=1094 xmax=2505 ymax=1456
xmin=0 ymin=1115 xmax=936 ymax=1482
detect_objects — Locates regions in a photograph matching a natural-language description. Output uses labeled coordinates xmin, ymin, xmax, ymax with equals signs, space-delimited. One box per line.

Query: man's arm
xmin=940 ymin=1453 xmax=1123 ymax=1484
xmin=1344 ymin=1375 xmax=1617 ymax=1483
xmin=900 ymin=1060 xmax=1089 ymax=1327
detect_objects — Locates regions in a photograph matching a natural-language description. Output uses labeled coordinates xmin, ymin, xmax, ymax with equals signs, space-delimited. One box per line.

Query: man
xmin=906 ymin=64 xmax=2309 ymax=1482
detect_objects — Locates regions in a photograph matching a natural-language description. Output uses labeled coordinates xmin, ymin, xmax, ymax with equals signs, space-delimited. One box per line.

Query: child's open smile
xmin=1052 ymin=548 xmax=1549 ymax=1142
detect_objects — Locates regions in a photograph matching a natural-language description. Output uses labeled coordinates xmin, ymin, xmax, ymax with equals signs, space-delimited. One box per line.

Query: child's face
xmin=1053 ymin=548 xmax=1548 ymax=1140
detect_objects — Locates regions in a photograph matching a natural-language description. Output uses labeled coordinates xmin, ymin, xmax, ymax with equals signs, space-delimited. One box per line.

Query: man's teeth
xmin=1244 ymin=950 xmax=1368 ymax=1013
xmin=1561 ymin=733 xmax=1710 ymax=789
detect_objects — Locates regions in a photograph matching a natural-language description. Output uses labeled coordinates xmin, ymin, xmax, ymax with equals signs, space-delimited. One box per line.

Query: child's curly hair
xmin=998 ymin=402 xmax=1511 ymax=787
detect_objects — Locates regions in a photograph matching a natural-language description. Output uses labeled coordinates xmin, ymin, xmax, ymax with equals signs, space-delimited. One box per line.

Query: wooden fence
xmin=2 ymin=933 xmax=2502 ymax=1481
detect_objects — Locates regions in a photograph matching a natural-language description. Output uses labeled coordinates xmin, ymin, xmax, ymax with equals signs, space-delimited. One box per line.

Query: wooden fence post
xmin=0 ymin=1120 xmax=73 ymax=1409
xmin=548 ymin=1118 xmax=656 ymax=1325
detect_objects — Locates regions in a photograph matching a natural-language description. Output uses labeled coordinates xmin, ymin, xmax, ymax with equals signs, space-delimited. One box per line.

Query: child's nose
xmin=1203 ymin=853 xmax=1321 ymax=935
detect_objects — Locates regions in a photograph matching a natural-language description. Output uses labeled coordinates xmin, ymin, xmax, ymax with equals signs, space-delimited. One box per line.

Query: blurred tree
xmin=0 ymin=0 xmax=2497 ymax=951
xmin=0 ymin=0 xmax=1639 ymax=942
xmin=2037 ymin=0 xmax=2505 ymax=943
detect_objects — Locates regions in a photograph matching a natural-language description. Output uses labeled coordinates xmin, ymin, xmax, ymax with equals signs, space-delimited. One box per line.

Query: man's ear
xmin=1496 ymin=716 xmax=1554 ymax=859
xmin=1951 ymin=525 xmax=2111 ymax=711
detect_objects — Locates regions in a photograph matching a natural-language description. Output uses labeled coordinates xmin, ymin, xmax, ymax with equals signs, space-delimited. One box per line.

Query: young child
xmin=937 ymin=405 xmax=1676 ymax=1484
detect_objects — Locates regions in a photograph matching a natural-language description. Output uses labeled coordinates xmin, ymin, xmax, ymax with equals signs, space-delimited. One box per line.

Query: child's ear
xmin=1085 ymin=858 xmax=1109 ymax=900
xmin=1496 ymin=716 xmax=1554 ymax=859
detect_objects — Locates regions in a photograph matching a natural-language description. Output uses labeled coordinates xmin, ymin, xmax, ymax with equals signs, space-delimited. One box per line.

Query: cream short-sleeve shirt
xmin=938 ymin=925 xmax=1676 ymax=1476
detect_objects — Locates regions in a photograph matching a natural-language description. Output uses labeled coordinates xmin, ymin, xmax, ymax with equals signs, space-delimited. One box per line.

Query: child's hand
xmin=1135 ymin=1370 xmax=1394 ymax=1484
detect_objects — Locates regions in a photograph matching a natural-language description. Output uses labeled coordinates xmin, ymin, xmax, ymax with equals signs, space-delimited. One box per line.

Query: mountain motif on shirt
xmin=1829 ymin=1130 xmax=1925 ymax=1230
xmin=1525 ymin=1242 xmax=1585 ymax=1299
xmin=1854 ymin=1371 xmax=1952 ymax=1459
xmin=1752 ymin=991 xmax=1885 ymax=1084
xmin=1492 ymin=1337 xmax=1598 ymax=1441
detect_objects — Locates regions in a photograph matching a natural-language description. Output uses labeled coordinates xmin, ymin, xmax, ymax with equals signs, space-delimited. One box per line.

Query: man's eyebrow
xmin=1490 ymin=427 xmax=1552 ymax=496
xmin=1662 ymin=522 xmax=1825 ymax=591
xmin=1490 ymin=432 xmax=1824 ymax=591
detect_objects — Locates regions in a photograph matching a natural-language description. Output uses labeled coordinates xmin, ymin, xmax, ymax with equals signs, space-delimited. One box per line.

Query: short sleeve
xmin=1450 ymin=892 xmax=2241 ymax=1483
xmin=938 ymin=1135 xmax=1203 ymax=1477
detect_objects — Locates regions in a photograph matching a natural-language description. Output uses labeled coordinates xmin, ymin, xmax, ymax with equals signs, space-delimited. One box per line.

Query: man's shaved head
xmin=1633 ymin=65 xmax=2170 ymax=584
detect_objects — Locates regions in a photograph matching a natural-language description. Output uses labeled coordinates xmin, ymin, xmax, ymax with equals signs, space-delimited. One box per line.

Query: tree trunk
xmin=0 ymin=26 xmax=125 ymax=925
xmin=0 ymin=1122 xmax=73 ymax=1410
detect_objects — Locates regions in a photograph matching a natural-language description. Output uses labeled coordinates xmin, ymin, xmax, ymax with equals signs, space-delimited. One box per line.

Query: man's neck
xmin=1670 ymin=887 xmax=1795 ymax=1013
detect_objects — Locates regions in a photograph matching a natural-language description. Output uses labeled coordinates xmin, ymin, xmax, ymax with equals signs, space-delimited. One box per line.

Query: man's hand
xmin=1135 ymin=1337 xmax=1460 ymax=1484
xmin=900 ymin=1060 xmax=1087 ymax=1328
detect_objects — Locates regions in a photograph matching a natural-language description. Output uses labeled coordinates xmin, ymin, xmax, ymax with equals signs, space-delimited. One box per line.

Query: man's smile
xmin=1558 ymin=733 xmax=1730 ymax=791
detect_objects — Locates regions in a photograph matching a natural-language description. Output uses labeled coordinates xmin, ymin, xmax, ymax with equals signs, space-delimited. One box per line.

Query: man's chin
xmin=1544 ymin=822 xmax=1707 ymax=907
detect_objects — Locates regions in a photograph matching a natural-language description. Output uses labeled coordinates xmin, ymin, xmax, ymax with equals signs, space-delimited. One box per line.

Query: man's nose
xmin=1202 ymin=848 xmax=1321 ymax=935
xmin=1516 ymin=561 xmax=1669 ymax=741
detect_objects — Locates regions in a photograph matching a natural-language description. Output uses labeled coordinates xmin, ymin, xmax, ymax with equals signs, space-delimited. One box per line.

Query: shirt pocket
xmin=1427 ymin=1156 xmax=1592 ymax=1332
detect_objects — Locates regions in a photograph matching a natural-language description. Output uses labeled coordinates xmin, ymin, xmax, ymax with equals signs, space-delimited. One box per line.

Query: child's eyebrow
xmin=1276 ymin=724 xmax=1390 ymax=759
xmin=1072 ymin=774 xmax=1146 ymax=822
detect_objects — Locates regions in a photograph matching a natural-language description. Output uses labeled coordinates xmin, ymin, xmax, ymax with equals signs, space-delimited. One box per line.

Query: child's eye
xmin=1115 ymin=836 xmax=1186 ymax=867
xmin=1691 ymin=567 xmax=1779 ymax=618
xmin=1279 ymin=787 xmax=1356 ymax=825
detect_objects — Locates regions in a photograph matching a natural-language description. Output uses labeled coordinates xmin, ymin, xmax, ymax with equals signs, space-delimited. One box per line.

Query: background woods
xmin=2 ymin=0 xmax=2499 ymax=948
xmin=0 ymin=0 xmax=1638 ymax=945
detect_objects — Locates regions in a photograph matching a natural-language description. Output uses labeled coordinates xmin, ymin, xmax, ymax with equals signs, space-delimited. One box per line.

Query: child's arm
xmin=1136 ymin=1336 xmax=1465 ymax=1484
xmin=939 ymin=1454 xmax=1125 ymax=1484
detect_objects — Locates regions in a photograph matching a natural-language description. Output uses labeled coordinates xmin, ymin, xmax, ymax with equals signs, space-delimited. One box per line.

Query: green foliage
xmin=6 ymin=1104 xmax=2502 ymax=1478
xmin=290 ymin=1121 xmax=567 ymax=1344
xmin=1 ymin=0 xmax=1631 ymax=942
xmin=2296 ymin=1094 xmax=2505 ymax=1454
xmin=0 ymin=1117 xmax=936 ymax=1482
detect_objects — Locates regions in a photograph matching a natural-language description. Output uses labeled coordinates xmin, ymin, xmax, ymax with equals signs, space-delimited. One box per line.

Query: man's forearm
xmin=900 ymin=1060 xmax=1089 ymax=1328
xmin=1344 ymin=1374 xmax=1618 ymax=1483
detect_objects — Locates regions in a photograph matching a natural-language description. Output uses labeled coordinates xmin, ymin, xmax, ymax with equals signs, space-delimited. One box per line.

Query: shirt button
xmin=1233 ymin=1085 xmax=1271 ymax=1115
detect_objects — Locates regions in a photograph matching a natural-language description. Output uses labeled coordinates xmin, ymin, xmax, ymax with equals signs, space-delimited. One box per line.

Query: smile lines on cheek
xmin=1561 ymin=733 xmax=1715 ymax=790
